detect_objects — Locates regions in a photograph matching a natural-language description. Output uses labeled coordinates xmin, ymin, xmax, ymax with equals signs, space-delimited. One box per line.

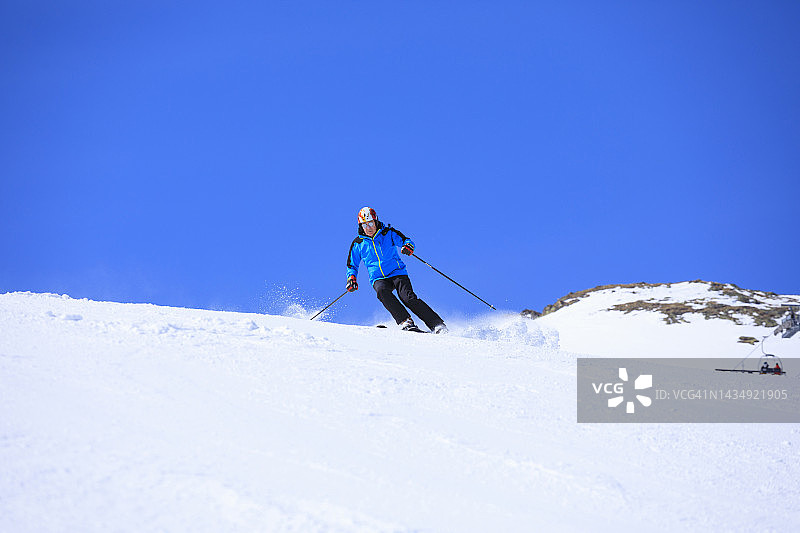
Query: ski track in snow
xmin=1 ymin=292 xmax=799 ymax=532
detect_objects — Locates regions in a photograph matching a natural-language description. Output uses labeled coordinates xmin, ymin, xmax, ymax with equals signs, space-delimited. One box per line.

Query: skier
xmin=346 ymin=207 xmax=447 ymax=333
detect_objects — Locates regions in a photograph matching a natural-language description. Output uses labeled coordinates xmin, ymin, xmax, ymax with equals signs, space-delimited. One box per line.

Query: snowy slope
xmin=536 ymin=281 xmax=800 ymax=358
xmin=1 ymin=291 xmax=799 ymax=532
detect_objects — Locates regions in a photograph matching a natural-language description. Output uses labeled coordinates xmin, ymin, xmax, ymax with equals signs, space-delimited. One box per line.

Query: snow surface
xmin=2 ymin=291 xmax=799 ymax=532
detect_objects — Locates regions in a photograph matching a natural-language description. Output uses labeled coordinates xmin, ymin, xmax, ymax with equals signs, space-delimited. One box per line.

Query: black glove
xmin=401 ymin=242 xmax=414 ymax=255
xmin=346 ymin=275 xmax=358 ymax=292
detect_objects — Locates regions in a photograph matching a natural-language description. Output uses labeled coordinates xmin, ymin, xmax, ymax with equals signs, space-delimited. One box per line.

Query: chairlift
xmin=716 ymin=339 xmax=787 ymax=374
xmin=715 ymin=308 xmax=794 ymax=375
xmin=757 ymin=353 xmax=784 ymax=375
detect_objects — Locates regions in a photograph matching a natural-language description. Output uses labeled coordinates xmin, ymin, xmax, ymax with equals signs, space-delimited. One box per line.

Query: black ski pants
xmin=373 ymin=275 xmax=444 ymax=330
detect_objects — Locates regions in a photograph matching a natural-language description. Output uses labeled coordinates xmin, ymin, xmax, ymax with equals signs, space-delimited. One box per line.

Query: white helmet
xmin=358 ymin=207 xmax=378 ymax=224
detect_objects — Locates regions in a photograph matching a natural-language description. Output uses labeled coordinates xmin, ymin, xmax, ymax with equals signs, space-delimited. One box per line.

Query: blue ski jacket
xmin=346 ymin=221 xmax=414 ymax=286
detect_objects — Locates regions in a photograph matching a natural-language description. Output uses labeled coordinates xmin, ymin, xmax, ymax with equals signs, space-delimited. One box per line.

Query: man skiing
xmin=346 ymin=207 xmax=447 ymax=333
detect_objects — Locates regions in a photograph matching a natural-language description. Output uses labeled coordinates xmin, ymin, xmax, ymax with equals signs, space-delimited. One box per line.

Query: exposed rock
xmin=610 ymin=300 xmax=790 ymax=327
xmin=609 ymin=301 xmax=695 ymax=325
xmin=540 ymin=282 xmax=672 ymax=316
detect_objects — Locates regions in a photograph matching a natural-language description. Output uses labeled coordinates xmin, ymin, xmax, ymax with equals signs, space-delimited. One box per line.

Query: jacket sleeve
xmin=389 ymin=227 xmax=413 ymax=250
xmin=346 ymin=238 xmax=362 ymax=279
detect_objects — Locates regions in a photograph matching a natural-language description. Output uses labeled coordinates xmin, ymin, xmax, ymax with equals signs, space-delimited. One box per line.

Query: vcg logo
xmin=592 ymin=367 xmax=653 ymax=414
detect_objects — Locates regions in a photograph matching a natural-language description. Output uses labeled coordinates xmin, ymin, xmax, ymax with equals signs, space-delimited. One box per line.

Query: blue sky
xmin=2 ymin=1 xmax=799 ymax=326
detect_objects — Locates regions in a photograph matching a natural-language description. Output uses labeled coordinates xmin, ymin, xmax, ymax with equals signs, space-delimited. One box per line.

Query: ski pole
xmin=411 ymin=254 xmax=496 ymax=310
xmin=310 ymin=291 xmax=348 ymax=320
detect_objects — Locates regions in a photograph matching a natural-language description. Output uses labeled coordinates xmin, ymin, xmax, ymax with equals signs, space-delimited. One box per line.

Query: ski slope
xmin=1 ymin=291 xmax=799 ymax=532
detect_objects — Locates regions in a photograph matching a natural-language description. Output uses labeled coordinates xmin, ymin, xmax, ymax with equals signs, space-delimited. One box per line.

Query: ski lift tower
xmin=774 ymin=305 xmax=800 ymax=338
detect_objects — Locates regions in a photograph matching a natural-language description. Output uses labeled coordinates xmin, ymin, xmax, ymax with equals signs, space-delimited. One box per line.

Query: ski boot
xmin=400 ymin=318 xmax=424 ymax=333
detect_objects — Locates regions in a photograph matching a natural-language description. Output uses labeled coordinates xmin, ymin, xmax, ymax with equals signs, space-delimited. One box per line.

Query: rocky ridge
xmin=522 ymin=280 xmax=800 ymax=328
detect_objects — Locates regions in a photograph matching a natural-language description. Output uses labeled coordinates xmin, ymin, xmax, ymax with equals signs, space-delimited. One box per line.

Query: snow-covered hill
xmin=1 ymin=291 xmax=799 ymax=532
xmin=535 ymin=280 xmax=800 ymax=358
